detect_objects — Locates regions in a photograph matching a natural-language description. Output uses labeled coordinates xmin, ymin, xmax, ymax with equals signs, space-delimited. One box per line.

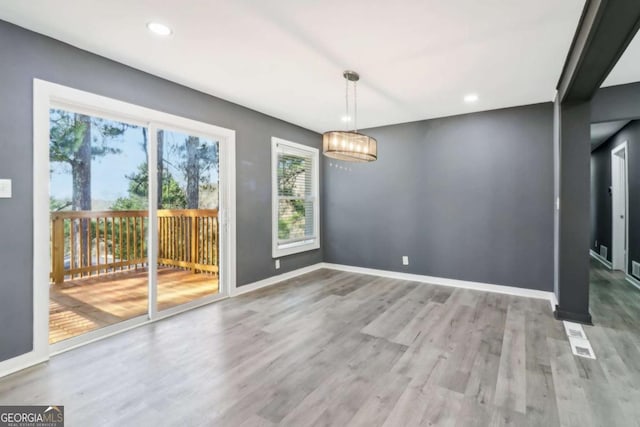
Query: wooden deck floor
xmin=49 ymin=267 xmax=218 ymax=344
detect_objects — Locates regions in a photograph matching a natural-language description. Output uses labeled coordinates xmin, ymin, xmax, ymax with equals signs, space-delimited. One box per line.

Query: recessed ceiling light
xmin=147 ymin=22 xmax=172 ymax=36
xmin=341 ymin=115 xmax=351 ymax=122
xmin=464 ymin=93 xmax=479 ymax=103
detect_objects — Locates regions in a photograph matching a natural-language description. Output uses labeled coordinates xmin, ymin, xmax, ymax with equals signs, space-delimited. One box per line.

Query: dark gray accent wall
xmin=591 ymin=144 xmax=613 ymax=258
xmin=592 ymin=81 xmax=640 ymax=123
xmin=323 ymin=103 xmax=554 ymax=291
xmin=591 ymin=120 xmax=640 ymax=276
xmin=0 ymin=20 xmax=322 ymax=362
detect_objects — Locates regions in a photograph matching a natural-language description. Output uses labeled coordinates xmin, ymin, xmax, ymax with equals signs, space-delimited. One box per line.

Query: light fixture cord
xmin=354 ymin=79 xmax=358 ymax=132
xmin=345 ymin=75 xmax=349 ymax=131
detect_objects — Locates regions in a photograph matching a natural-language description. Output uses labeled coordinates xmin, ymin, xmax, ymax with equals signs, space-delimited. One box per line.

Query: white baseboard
xmin=0 ymin=350 xmax=47 ymax=380
xmin=231 ymin=263 xmax=324 ymax=296
xmin=322 ymin=263 xmax=555 ymax=303
xmin=588 ymin=250 xmax=640 ymax=291
xmin=589 ymin=250 xmax=640 ymax=291
xmin=233 ymin=262 xmax=556 ymax=308
xmin=550 ymin=292 xmax=559 ymax=311
xmin=590 ymin=250 xmax=612 ymax=269
xmin=626 ymin=274 xmax=640 ymax=291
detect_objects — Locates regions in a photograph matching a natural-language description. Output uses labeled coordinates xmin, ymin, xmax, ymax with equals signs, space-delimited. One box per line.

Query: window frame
xmin=271 ymin=137 xmax=320 ymax=258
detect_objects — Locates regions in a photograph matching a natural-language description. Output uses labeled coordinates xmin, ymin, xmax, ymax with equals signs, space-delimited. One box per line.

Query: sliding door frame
xmin=148 ymin=121 xmax=234 ymax=319
xmin=31 ymin=79 xmax=236 ymax=359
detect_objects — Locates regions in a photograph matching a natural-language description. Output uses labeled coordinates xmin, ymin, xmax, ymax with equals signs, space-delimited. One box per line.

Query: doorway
xmin=611 ymin=142 xmax=629 ymax=273
xmin=34 ymin=80 xmax=236 ymax=356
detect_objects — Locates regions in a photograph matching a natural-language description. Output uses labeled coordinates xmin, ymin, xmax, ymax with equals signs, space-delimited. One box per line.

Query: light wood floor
xmin=50 ymin=268 xmax=219 ymax=344
xmin=1 ymin=265 xmax=638 ymax=426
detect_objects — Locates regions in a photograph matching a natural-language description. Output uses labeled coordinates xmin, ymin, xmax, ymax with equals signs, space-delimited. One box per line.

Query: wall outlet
xmin=0 ymin=179 xmax=12 ymax=198
xmin=402 ymin=256 xmax=409 ymax=266
xmin=275 ymin=259 xmax=280 ymax=270
xmin=595 ymin=240 xmax=598 ymax=248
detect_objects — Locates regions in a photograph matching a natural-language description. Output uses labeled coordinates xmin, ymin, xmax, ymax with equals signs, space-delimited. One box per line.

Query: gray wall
xmin=323 ymin=103 xmax=555 ymax=291
xmin=556 ymin=100 xmax=592 ymax=323
xmin=0 ymin=20 xmax=322 ymax=362
xmin=592 ymin=82 xmax=640 ymax=124
xmin=591 ymin=120 xmax=640 ymax=276
xmin=591 ymin=143 xmax=613 ymax=259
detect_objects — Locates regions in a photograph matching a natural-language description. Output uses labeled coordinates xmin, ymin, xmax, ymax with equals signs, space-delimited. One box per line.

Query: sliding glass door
xmin=154 ymin=128 xmax=220 ymax=312
xmin=46 ymin=101 xmax=228 ymax=348
xmin=48 ymin=108 xmax=149 ymax=344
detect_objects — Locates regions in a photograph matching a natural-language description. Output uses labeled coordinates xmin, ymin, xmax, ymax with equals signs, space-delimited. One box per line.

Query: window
xmin=272 ymin=137 xmax=320 ymax=257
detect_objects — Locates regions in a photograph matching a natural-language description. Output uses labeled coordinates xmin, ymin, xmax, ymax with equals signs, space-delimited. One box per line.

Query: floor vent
xmin=563 ymin=322 xmax=586 ymax=340
xmin=563 ymin=321 xmax=596 ymax=359
xmin=600 ymin=245 xmax=608 ymax=260
xmin=632 ymin=261 xmax=640 ymax=279
xmin=573 ymin=344 xmax=594 ymax=358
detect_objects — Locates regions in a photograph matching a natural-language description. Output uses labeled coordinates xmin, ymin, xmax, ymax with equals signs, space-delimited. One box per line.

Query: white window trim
xmin=271 ymin=137 xmax=320 ymax=258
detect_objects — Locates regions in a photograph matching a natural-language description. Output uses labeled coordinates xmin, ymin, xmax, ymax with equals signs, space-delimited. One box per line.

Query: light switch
xmin=0 ymin=179 xmax=12 ymax=198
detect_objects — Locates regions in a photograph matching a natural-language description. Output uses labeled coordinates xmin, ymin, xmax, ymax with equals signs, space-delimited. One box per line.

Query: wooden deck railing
xmin=50 ymin=209 xmax=218 ymax=284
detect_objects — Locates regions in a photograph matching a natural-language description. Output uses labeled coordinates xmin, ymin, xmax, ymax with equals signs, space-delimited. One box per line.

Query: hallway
xmin=576 ymin=259 xmax=640 ymax=426
xmin=589 ymin=258 xmax=640 ymax=329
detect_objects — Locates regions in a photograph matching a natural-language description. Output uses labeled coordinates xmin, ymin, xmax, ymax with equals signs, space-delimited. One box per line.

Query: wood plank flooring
xmin=580 ymin=259 xmax=640 ymax=427
xmin=50 ymin=267 xmax=218 ymax=343
xmin=0 ymin=264 xmax=638 ymax=426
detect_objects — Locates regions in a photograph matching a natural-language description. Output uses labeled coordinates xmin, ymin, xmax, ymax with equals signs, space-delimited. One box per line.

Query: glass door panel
xmin=48 ymin=108 xmax=148 ymax=344
xmin=155 ymin=129 xmax=220 ymax=311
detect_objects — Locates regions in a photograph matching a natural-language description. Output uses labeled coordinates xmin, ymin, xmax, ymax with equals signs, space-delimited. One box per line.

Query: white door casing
xmin=611 ymin=142 xmax=628 ymax=273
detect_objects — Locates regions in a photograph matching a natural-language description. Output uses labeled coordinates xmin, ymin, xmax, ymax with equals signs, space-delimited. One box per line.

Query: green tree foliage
xmin=277 ymin=156 xmax=308 ymax=240
xmin=111 ymin=163 xmax=187 ymax=210
xmin=50 ymin=196 xmax=72 ymax=212
xmin=49 ymin=109 xmax=128 ymax=210
xmin=109 ymin=162 xmax=187 ymax=259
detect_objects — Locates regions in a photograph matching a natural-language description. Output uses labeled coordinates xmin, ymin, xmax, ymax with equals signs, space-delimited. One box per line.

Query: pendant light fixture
xmin=322 ymin=70 xmax=377 ymax=162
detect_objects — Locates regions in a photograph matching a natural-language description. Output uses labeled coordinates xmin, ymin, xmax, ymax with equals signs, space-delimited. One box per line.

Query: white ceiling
xmin=590 ymin=120 xmax=630 ymax=150
xmin=0 ymin=0 xmax=585 ymax=132
xmin=602 ymin=30 xmax=640 ymax=87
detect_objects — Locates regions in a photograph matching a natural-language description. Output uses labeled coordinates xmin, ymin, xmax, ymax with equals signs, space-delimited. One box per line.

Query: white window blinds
xmin=272 ymin=138 xmax=319 ymax=257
